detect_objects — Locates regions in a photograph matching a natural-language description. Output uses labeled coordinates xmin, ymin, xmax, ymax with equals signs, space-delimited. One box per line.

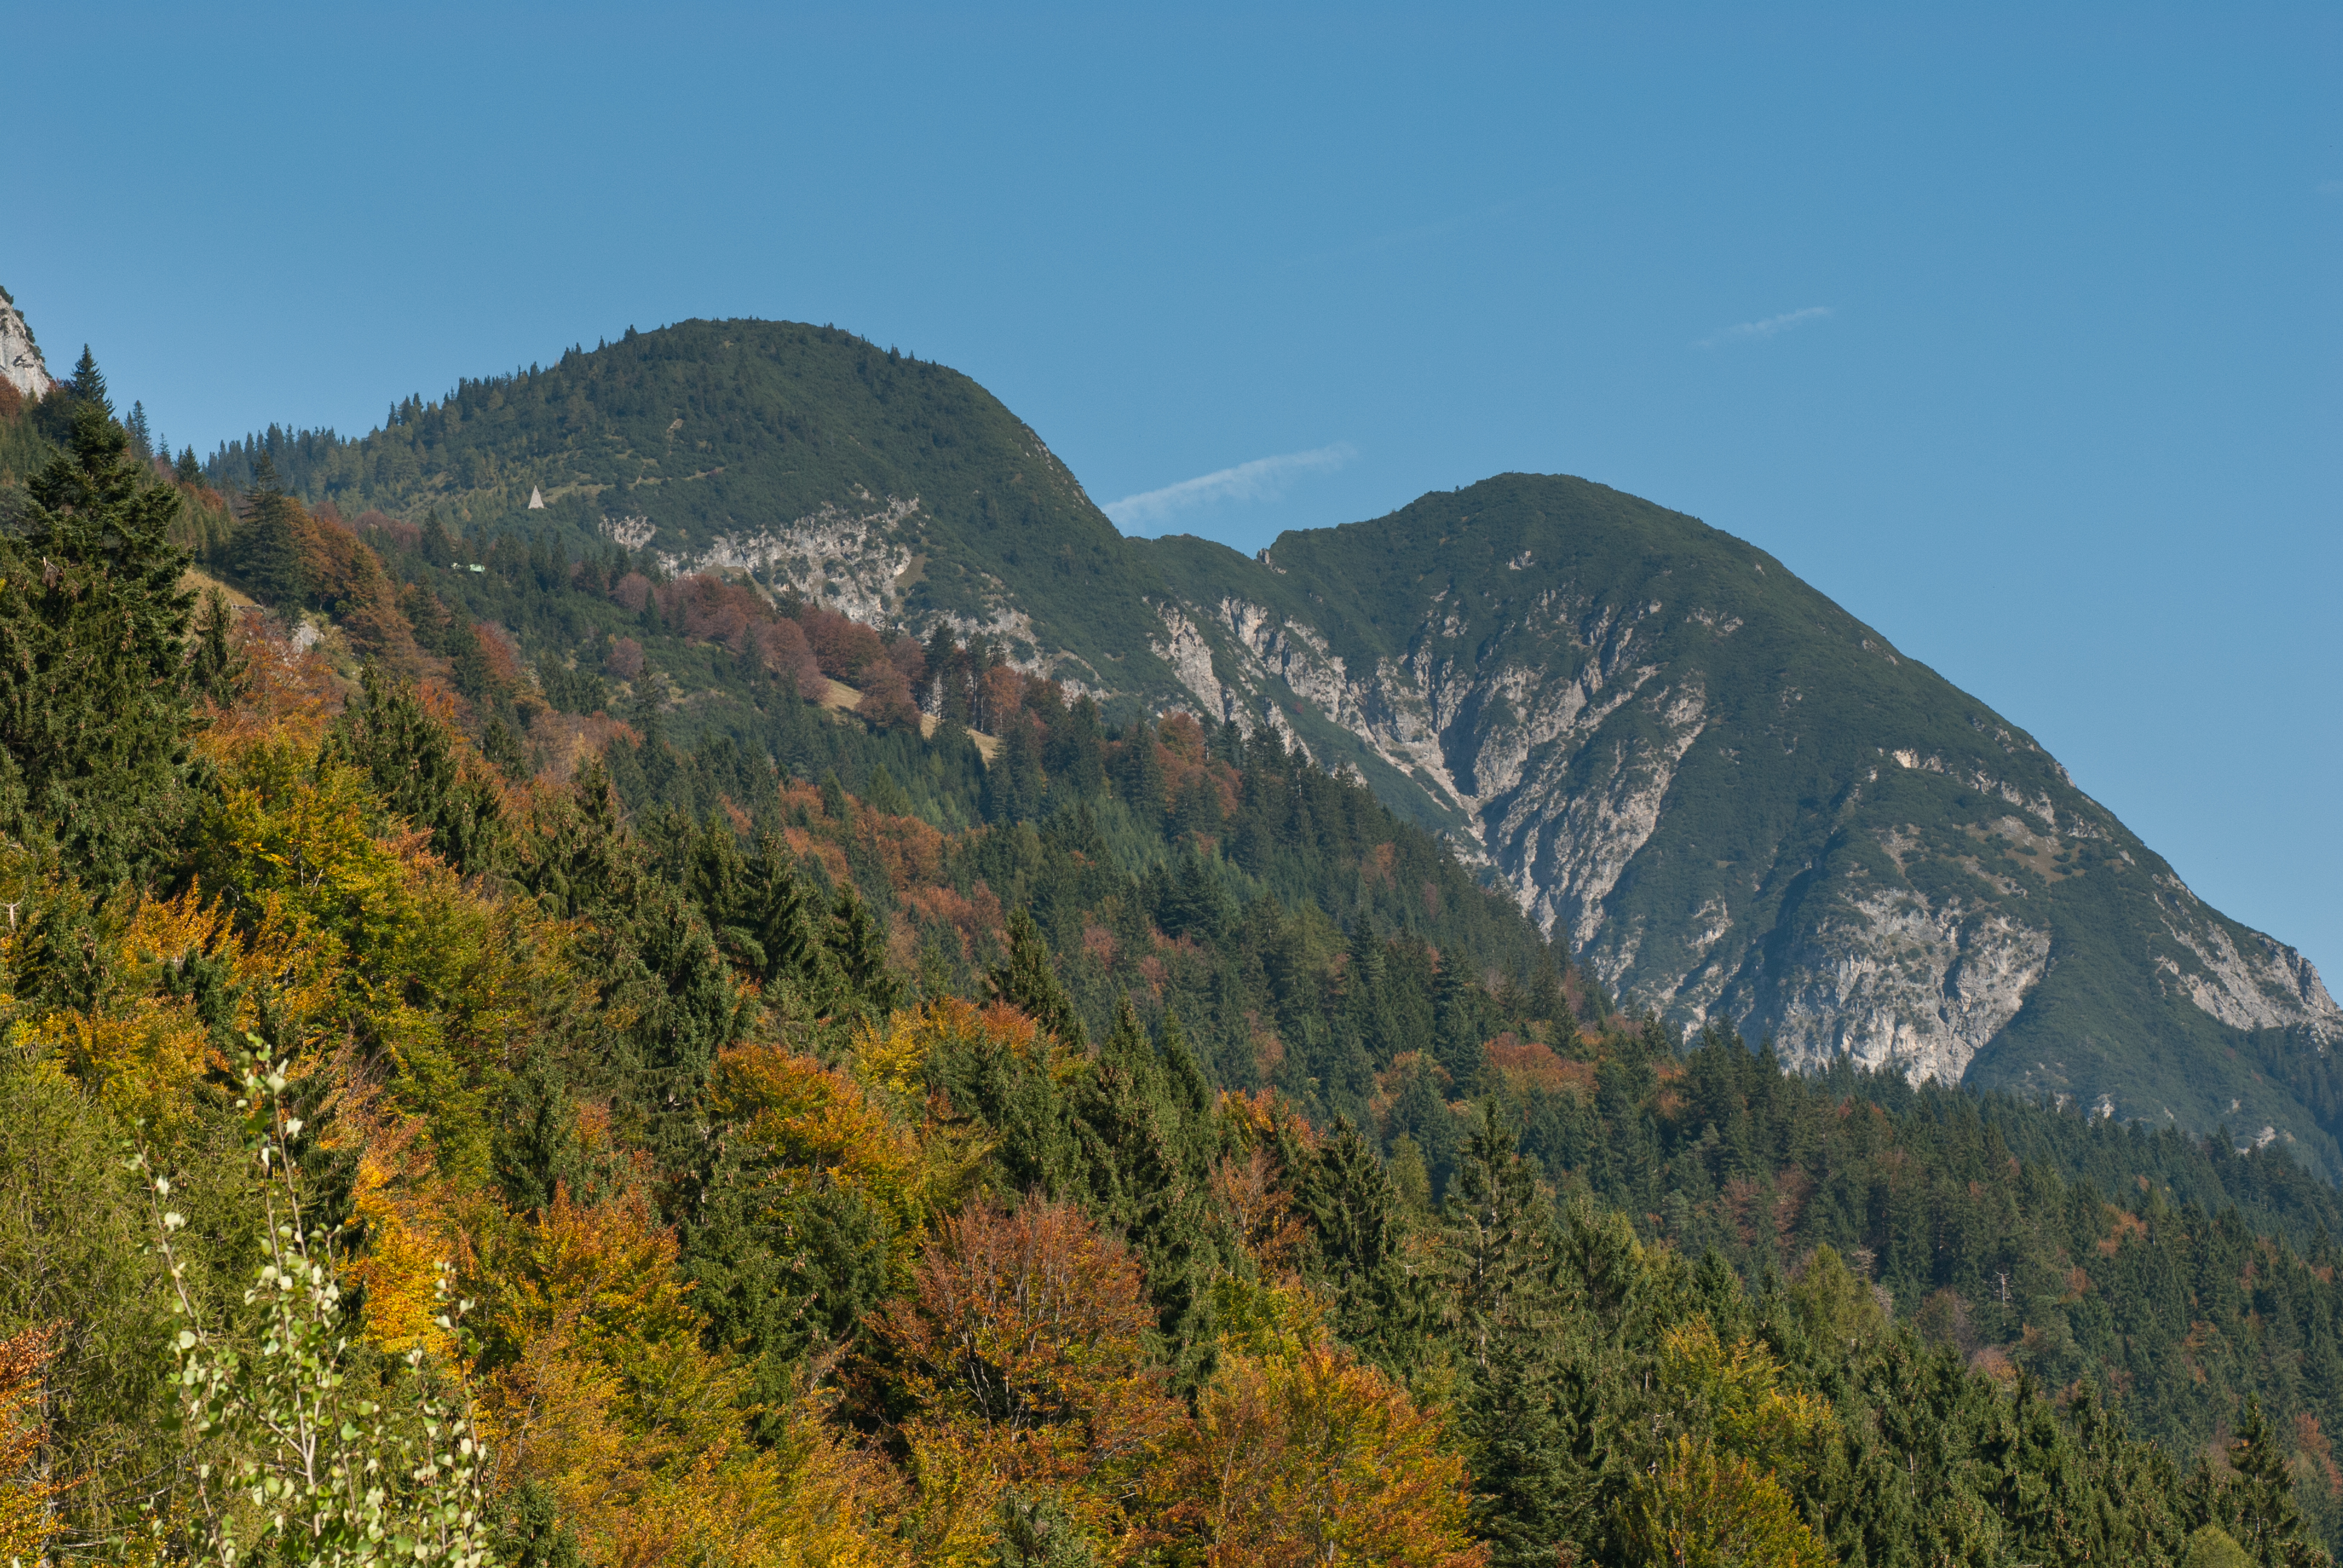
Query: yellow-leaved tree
xmin=476 ymin=1170 xmax=788 ymax=1567
xmin=1151 ymin=1272 xmax=1483 ymax=1568
xmin=1617 ymin=1316 xmax=1835 ymax=1568
xmin=1172 ymin=1334 xmax=1484 ymax=1568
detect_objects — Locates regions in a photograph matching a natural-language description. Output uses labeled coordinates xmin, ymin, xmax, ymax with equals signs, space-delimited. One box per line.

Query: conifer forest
xmin=3 ymin=346 xmax=2342 ymax=1568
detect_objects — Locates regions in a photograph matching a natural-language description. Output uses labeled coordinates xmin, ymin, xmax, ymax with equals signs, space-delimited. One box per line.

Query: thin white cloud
xmin=1285 ymin=187 xmax=1559 ymax=269
xmin=1104 ymin=443 xmax=1357 ymax=531
xmin=1697 ymin=305 xmax=1833 ymax=349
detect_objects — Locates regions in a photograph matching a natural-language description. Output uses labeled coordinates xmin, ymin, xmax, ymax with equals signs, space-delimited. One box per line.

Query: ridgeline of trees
xmin=0 ymin=359 xmax=2337 ymax=1565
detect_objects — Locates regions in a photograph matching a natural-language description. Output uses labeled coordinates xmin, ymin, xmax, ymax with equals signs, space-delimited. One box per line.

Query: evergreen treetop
xmin=0 ymin=399 xmax=196 ymax=888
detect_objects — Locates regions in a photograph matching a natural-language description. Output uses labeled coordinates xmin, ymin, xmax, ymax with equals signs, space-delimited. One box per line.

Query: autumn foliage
xmin=874 ymin=1199 xmax=1181 ymax=1559
xmin=0 ymin=1324 xmax=59 ymax=1563
xmin=1174 ymin=1341 xmax=1482 ymax=1567
xmin=2 ymin=385 xmax=2332 ymax=1568
xmin=480 ymin=1180 xmax=788 ymax=1566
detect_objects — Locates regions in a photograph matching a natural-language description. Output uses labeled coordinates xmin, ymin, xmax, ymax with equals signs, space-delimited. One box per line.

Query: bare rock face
xmin=1750 ymin=883 xmax=2052 ymax=1083
xmin=2155 ymin=877 xmax=2343 ymax=1045
xmin=0 ymin=290 xmax=54 ymax=400
xmin=638 ymin=492 xmax=1093 ymax=692
xmin=640 ymin=494 xmax=919 ymax=627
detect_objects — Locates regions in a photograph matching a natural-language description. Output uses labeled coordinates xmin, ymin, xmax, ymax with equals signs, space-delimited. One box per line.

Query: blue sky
xmin=11 ymin=3 xmax=2339 ymax=975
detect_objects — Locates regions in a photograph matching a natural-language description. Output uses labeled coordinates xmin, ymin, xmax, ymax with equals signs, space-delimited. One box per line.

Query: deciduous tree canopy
xmin=0 ymin=369 xmax=2339 ymax=1566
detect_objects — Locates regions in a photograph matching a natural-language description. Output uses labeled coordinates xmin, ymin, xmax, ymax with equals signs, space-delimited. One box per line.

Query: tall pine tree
xmin=1446 ymin=1105 xmax=1590 ymax=1567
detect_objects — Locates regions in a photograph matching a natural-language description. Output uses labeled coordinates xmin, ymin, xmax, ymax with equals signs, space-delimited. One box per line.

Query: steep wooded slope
xmin=209 ymin=324 xmax=2342 ymax=1167
xmin=11 ymin=319 xmax=2343 ymax=1567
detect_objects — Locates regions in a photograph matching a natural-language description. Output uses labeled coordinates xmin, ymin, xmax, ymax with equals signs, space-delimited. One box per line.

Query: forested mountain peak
xmin=204 ymin=318 xmax=1181 ymax=699
xmin=1132 ymin=475 xmax=2343 ymax=1168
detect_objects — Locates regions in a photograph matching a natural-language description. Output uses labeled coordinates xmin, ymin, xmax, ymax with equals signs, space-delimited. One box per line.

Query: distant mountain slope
xmin=208 ymin=319 xmax=1185 ymax=699
xmin=212 ymin=324 xmax=2343 ymax=1168
xmin=1132 ymin=475 xmax=2343 ymax=1169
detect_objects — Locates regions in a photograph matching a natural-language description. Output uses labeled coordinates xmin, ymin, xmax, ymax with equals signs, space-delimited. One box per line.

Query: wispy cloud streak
xmin=1285 ymin=187 xmax=1558 ymax=268
xmin=1697 ymin=305 xmax=1833 ymax=349
xmin=1104 ymin=443 xmax=1356 ymax=530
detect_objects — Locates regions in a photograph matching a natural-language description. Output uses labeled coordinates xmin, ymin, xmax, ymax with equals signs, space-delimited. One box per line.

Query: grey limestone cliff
xmin=0 ymin=289 xmax=54 ymax=401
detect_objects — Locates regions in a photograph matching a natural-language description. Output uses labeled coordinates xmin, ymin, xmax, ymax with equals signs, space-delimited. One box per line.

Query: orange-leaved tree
xmin=871 ymin=1197 xmax=1182 ymax=1564
xmin=19 ymin=880 xmax=265 ymax=1132
xmin=0 ymin=1323 xmax=59 ymax=1564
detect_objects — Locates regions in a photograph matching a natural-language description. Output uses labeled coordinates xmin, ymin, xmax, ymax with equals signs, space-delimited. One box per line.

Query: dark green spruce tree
xmin=0 ymin=396 xmax=200 ymax=889
xmin=67 ymin=346 xmax=106 ymax=409
xmin=2195 ymin=1398 xmax=2334 ymax=1568
xmin=825 ymin=884 xmax=905 ymax=1019
xmin=916 ymin=906 xmax=1083 ymax=1197
xmin=326 ymin=664 xmax=507 ymax=877
xmin=231 ymin=452 xmax=306 ymax=606
xmin=988 ymin=906 xmax=1087 ymax=1050
xmin=1293 ymin=1117 xmax=1434 ymax=1378
xmin=510 ymin=760 xmax=748 ymax=1189
xmin=657 ymin=814 xmax=821 ymax=993
xmin=1067 ymin=1002 xmax=1226 ymax=1383
xmin=1444 ymin=1105 xmax=1590 ymax=1567
xmin=187 ymin=586 xmax=251 ymax=708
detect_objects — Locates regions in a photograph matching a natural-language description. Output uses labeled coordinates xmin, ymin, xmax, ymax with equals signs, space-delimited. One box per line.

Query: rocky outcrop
xmin=1149 ymin=602 xmax=1239 ymax=725
xmin=1 ymin=290 xmax=54 ymax=400
xmin=635 ymin=491 xmax=1093 ymax=689
xmin=657 ymin=494 xmax=920 ymax=625
xmin=2154 ymin=878 xmax=2343 ymax=1045
xmin=1751 ymin=887 xmax=2052 ymax=1083
xmin=1151 ymin=584 xmax=1708 ymax=953
xmin=1515 ymin=677 xmax=1709 ymax=956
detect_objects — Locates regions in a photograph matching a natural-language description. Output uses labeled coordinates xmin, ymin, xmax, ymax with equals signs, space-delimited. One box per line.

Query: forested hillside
xmin=188 ymin=319 xmax=2343 ymax=1175
xmin=1 ymin=354 xmax=2341 ymax=1564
